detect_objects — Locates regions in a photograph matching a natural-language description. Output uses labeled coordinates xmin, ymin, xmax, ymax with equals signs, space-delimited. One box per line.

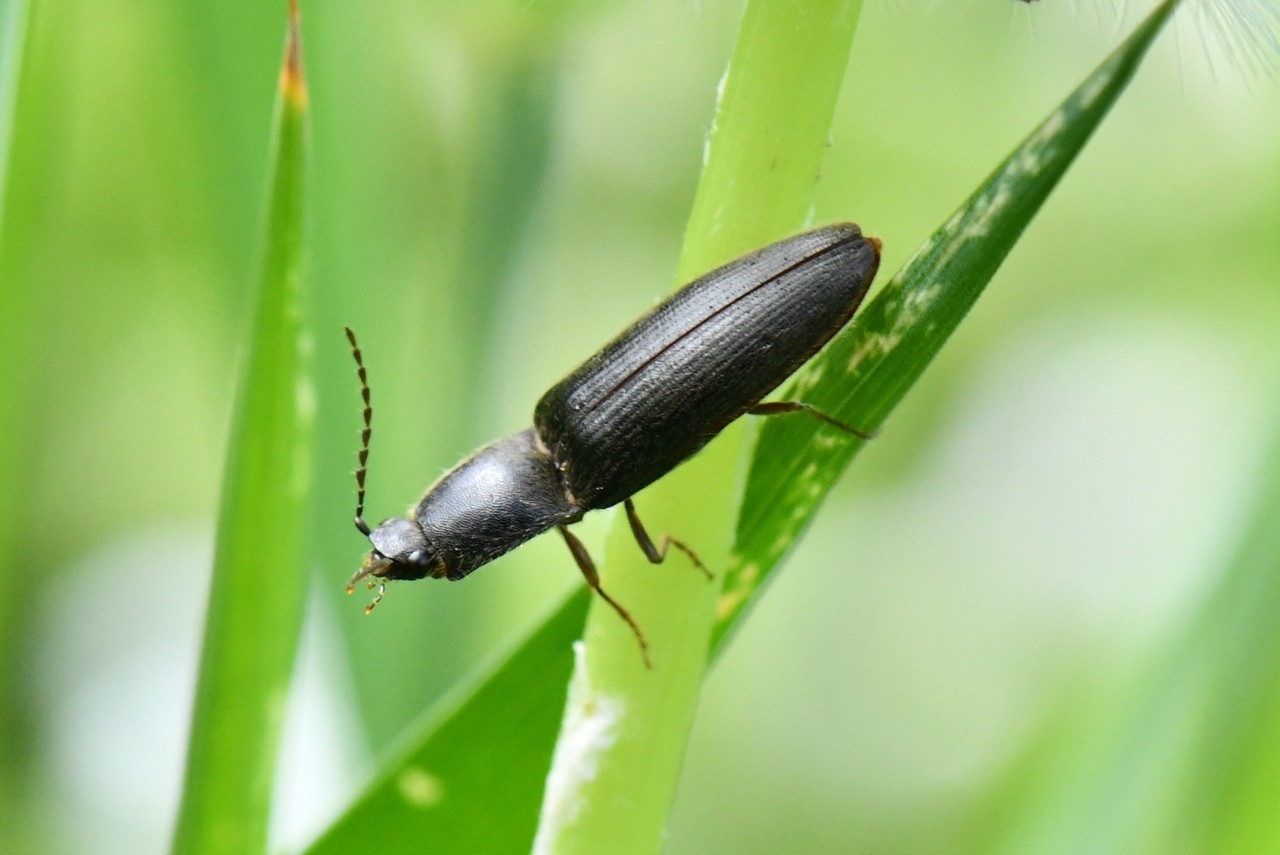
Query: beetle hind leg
xmin=747 ymin=400 xmax=878 ymax=440
xmin=624 ymin=498 xmax=712 ymax=581
xmin=558 ymin=525 xmax=652 ymax=669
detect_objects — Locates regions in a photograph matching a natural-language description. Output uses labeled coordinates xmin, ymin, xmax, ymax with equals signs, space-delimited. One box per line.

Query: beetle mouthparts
xmin=347 ymin=552 xmax=392 ymax=590
xmin=347 ymin=553 xmax=393 ymax=614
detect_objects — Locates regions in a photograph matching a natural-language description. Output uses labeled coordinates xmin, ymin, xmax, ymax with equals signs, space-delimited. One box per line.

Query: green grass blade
xmin=969 ymin=405 xmax=1280 ymax=854
xmin=0 ymin=0 xmax=32 ymax=494
xmin=0 ymin=0 xmax=27 ymax=230
xmin=533 ymin=3 xmax=865 ymax=854
xmin=171 ymin=7 xmax=313 ymax=855
xmin=676 ymin=0 xmax=866 ymax=276
xmin=713 ymin=0 xmax=1184 ymax=650
xmin=0 ymin=1 xmax=37 ymax=851
xmin=304 ymin=590 xmax=589 ymax=855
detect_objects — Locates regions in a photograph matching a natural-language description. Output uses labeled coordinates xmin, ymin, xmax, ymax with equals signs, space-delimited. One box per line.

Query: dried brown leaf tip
xmin=280 ymin=0 xmax=308 ymax=109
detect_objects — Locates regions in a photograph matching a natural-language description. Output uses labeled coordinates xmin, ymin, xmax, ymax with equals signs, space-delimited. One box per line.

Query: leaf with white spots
xmin=718 ymin=0 xmax=1184 ymax=647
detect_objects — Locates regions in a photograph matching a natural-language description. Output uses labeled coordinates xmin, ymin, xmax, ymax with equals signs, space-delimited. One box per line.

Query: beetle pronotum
xmin=347 ymin=223 xmax=881 ymax=665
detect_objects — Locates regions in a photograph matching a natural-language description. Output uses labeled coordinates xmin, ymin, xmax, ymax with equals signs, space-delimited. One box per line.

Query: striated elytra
xmin=347 ymin=222 xmax=881 ymax=665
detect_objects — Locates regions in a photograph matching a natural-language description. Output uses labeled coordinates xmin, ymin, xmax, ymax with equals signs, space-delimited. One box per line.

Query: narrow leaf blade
xmin=172 ymin=7 xmax=313 ymax=854
xmin=305 ymin=591 xmax=589 ymax=855
xmin=0 ymin=1 xmax=39 ymax=850
xmin=714 ymin=0 xmax=1184 ymax=649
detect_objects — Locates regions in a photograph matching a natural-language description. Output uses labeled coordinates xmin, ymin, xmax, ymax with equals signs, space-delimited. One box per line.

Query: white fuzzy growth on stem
xmin=531 ymin=642 xmax=625 ymax=855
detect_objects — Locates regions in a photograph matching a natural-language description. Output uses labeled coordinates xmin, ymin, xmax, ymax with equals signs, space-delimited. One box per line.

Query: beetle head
xmin=348 ymin=517 xmax=446 ymax=612
xmin=358 ymin=517 xmax=446 ymax=580
xmin=344 ymin=329 xmax=447 ymax=611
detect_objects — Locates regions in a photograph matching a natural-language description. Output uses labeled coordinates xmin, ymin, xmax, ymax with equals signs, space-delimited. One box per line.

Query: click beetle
xmin=347 ymin=223 xmax=882 ymax=665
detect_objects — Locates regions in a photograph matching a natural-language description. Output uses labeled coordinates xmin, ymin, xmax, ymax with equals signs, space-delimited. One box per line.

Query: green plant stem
xmin=531 ymin=3 xmax=865 ymax=853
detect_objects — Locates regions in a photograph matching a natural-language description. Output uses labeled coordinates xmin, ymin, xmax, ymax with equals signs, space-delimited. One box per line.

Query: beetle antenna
xmin=345 ymin=326 xmax=374 ymax=537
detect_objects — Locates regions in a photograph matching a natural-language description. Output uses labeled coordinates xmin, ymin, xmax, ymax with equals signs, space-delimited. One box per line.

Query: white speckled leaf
xmin=717 ymin=0 xmax=1183 ymax=648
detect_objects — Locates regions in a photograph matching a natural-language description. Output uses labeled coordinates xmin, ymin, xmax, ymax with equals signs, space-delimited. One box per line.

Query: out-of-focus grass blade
xmin=0 ymin=0 xmax=32 ymax=503
xmin=453 ymin=41 xmax=557 ymax=371
xmin=304 ymin=590 xmax=589 ymax=855
xmin=0 ymin=1 xmax=37 ymax=851
xmin=171 ymin=6 xmax=313 ymax=855
xmin=0 ymin=0 xmax=27 ymax=230
xmin=713 ymin=0 xmax=1184 ymax=649
xmin=970 ymin=405 xmax=1280 ymax=854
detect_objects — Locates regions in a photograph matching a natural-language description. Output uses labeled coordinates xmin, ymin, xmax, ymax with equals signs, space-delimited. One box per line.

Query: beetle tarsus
xmin=558 ymin=525 xmax=652 ymax=669
xmin=624 ymin=498 xmax=712 ymax=581
xmin=360 ymin=580 xmax=385 ymax=615
xmin=748 ymin=400 xmax=878 ymax=440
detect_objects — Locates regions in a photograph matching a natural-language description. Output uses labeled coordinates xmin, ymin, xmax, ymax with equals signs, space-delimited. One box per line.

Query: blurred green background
xmin=2 ymin=0 xmax=1278 ymax=852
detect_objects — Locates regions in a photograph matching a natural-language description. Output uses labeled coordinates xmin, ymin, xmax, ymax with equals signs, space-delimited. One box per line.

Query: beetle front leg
xmin=747 ymin=400 xmax=877 ymax=440
xmin=623 ymin=498 xmax=712 ymax=580
xmin=558 ymin=525 xmax=651 ymax=669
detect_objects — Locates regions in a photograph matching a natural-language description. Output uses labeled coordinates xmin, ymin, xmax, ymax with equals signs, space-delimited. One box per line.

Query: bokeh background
xmin=2 ymin=0 xmax=1278 ymax=852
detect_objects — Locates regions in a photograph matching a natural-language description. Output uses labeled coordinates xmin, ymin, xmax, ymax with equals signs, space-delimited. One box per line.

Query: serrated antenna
xmin=345 ymin=327 xmax=374 ymax=537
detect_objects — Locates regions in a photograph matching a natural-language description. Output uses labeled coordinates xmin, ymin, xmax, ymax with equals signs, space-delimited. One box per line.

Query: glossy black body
xmin=399 ymin=428 xmax=576 ymax=579
xmin=535 ymin=224 xmax=878 ymax=508
xmin=357 ymin=223 xmax=880 ymax=584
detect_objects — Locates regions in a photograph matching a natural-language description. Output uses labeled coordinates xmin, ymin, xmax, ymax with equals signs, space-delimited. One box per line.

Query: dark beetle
xmin=347 ymin=223 xmax=881 ymax=664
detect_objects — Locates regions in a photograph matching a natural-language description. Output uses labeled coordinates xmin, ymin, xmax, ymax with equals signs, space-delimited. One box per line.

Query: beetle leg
xmin=624 ymin=498 xmax=712 ymax=581
xmin=558 ymin=525 xmax=651 ymax=669
xmin=747 ymin=401 xmax=878 ymax=440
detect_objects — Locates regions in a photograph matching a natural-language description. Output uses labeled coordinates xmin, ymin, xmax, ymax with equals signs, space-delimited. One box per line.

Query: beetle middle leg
xmin=558 ymin=525 xmax=652 ymax=668
xmin=747 ymin=401 xmax=878 ymax=440
xmin=623 ymin=498 xmax=712 ymax=581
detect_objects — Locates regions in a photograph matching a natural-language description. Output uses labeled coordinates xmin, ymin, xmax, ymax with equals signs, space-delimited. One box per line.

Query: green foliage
xmin=4 ymin=1 xmax=1279 ymax=854
xmin=172 ymin=10 xmax=313 ymax=854
xmin=722 ymin=0 xmax=1180 ymax=644
xmin=308 ymin=591 xmax=588 ymax=854
xmin=0 ymin=2 xmax=35 ymax=852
